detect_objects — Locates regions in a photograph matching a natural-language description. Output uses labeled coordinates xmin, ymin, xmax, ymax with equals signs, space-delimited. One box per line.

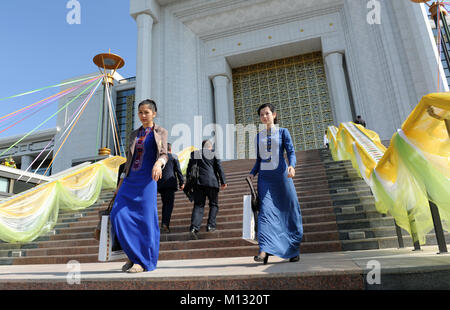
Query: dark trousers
xmin=190 ymin=186 xmax=219 ymax=232
xmin=158 ymin=188 xmax=176 ymax=226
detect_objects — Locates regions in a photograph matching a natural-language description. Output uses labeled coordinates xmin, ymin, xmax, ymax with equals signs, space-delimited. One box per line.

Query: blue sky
xmin=0 ymin=0 xmax=137 ymax=139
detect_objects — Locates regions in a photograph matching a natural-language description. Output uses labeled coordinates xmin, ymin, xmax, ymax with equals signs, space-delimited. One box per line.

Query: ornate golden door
xmin=233 ymin=51 xmax=334 ymax=157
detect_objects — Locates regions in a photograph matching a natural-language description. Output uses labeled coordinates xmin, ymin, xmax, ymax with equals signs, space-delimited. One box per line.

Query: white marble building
xmin=0 ymin=128 xmax=57 ymax=174
xmin=3 ymin=0 xmax=446 ymax=174
xmin=130 ymin=0 xmax=447 ymax=152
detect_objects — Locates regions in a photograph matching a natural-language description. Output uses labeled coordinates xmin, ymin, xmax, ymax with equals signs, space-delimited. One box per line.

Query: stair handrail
xmin=328 ymin=92 xmax=450 ymax=248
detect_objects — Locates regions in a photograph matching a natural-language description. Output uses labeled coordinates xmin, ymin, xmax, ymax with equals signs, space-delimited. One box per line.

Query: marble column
xmin=20 ymin=155 xmax=34 ymax=171
xmin=134 ymin=13 xmax=154 ymax=129
xmin=212 ymin=75 xmax=231 ymax=159
xmin=324 ymin=52 xmax=354 ymax=125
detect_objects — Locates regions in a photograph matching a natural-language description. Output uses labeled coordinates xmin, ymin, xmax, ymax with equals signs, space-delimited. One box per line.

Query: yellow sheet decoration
xmin=0 ymin=156 xmax=125 ymax=243
xmin=176 ymin=146 xmax=198 ymax=175
xmin=327 ymin=92 xmax=449 ymax=245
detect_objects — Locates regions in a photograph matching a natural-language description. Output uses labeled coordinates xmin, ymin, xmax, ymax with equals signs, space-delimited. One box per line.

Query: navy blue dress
xmin=110 ymin=128 xmax=160 ymax=271
xmin=250 ymin=127 xmax=303 ymax=259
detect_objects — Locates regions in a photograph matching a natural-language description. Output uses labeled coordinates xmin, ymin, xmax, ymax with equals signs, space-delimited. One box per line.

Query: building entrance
xmin=232 ymin=51 xmax=334 ymax=156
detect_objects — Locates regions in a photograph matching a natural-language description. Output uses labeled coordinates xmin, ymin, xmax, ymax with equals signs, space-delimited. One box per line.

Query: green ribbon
xmin=0 ymin=75 xmax=101 ymax=102
xmin=0 ymin=79 xmax=100 ymax=158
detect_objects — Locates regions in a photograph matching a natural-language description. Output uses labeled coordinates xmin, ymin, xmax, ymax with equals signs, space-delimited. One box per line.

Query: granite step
xmin=0 ymin=220 xmax=340 ymax=259
xmin=166 ymin=180 xmax=367 ymax=197
xmin=0 ymin=228 xmax=342 ymax=260
xmin=0 ymin=240 xmax=343 ymax=265
xmin=58 ymin=205 xmax=335 ymax=225
xmin=340 ymin=232 xmax=450 ymax=251
xmin=43 ymin=213 xmax=338 ymax=237
xmin=63 ymin=188 xmax=365 ymax=216
xmin=222 ymin=168 xmax=355 ymax=182
xmin=0 ymin=149 xmax=364 ymax=266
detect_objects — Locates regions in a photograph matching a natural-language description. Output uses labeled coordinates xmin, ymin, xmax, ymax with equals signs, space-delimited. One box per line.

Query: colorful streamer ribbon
xmin=0 ymin=75 xmax=101 ymax=102
xmin=0 ymin=77 xmax=101 ymax=158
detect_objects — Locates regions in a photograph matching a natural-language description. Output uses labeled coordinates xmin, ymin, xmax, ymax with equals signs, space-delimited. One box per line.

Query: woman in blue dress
xmin=248 ymin=103 xmax=303 ymax=264
xmin=111 ymin=99 xmax=168 ymax=273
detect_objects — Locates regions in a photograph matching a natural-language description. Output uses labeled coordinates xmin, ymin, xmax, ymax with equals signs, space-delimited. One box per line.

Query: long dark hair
xmin=257 ymin=103 xmax=278 ymax=124
xmin=138 ymin=99 xmax=157 ymax=113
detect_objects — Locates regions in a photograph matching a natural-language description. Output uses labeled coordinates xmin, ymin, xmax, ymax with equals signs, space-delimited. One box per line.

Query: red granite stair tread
xmin=159 ymin=246 xmax=260 ymax=260
xmin=0 ymin=149 xmax=352 ymax=265
xmin=43 ymin=221 xmax=339 ymax=240
xmin=8 ymin=231 xmax=341 ymax=256
xmin=35 ymin=238 xmax=98 ymax=248
xmin=54 ymin=207 xmax=337 ymax=226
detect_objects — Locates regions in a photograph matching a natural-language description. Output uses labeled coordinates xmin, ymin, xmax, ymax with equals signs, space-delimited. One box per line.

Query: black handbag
xmin=245 ymin=176 xmax=260 ymax=212
xmin=183 ymin=160 xmax=199 ymax=202
xmin=187 ymin=161 xmax=199 ymax=184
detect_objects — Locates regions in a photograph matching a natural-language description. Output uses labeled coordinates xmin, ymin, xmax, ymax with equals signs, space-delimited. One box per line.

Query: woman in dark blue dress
xmin=111 ymin=99 xmax=168 ymax=273
xmin=249 ymin=103 xmax=303 ymax=264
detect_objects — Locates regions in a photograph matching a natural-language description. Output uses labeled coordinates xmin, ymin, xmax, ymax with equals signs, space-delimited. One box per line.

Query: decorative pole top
xmin=93 ymin=52 xmax=125 ymax=86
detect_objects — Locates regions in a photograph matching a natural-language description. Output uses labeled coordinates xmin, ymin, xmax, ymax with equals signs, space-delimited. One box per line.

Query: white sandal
xmin=127 ymin=264 xmax=145 ymax=273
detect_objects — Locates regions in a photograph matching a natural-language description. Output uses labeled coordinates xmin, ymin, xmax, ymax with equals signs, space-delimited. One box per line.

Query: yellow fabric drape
xmin=0 ymin=156 xmax=125 ymax=243
xmin=326 ymin=92 xmax=449 ymax=245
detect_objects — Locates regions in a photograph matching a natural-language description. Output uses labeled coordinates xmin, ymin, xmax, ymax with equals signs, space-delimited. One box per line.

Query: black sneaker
xmin=161 ymin=224 xmax=170 ymax=233
xmin=206 ymin=226 xmax=216 ymax=232
xmin=190 ymin=229 xmax=199 ymax=240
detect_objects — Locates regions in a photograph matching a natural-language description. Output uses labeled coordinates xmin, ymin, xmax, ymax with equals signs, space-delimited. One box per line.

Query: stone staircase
xmin=317 ymin=149 xmax=450 ymax=251
xmin=0 ymin=148 xmax=447 ymax=265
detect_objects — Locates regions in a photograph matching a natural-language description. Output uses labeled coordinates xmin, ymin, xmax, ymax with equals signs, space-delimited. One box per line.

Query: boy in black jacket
xmin=157 ymin=143 xmax=185 ymax=233
xmin=186 ymin=140 xmax=227 ymax=239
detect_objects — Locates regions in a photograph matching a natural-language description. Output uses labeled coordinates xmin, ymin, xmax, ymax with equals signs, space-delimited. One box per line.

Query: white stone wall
xmin=145 ymin=0 xmax=446 ymax=144
xmin=142 ymin=3 xmax=215 ymax=151
xmin=164 ymin=7 xmax=213 ymax=134
xmin=339 ymin=0 xmax=398 ymax=138
xmin=338 ymin=0 xmax=447 ymax=140
xmin=390 ymin=1 xmax=448 ymax=100
xmin=21 ymin=0 xmax=446 ymax=172
xmin=52 ymin=73 xmax=104 ymax=174
xmin=158 ymin=0 xmax=348 ymax=152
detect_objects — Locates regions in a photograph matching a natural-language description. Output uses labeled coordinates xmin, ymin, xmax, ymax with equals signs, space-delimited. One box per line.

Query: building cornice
xmin=0 ymin=128 xmax=58 ymax=148
xmin=173 ymin=0 xmax=265 ymax=20
xmin=168 ymin=0 xmax=344 ymax=41
xmin=130 ymin=0 xmax=161 ymax=23
xmin=199 ymin=3 xmax=343 ymax=41
xmin=0 ymin=165 xmax=53 ymax=183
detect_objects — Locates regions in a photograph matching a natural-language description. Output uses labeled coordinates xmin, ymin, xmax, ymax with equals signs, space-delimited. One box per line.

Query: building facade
xmin=51 ymin=74 xmax=136 ymax=174
xmin=130 ymin=0 xmax=447 ymax=155
xmin=1 ymin=0 xmax=447 ymax=175
xmin=0 ymin=128 xmax=57 ymax=175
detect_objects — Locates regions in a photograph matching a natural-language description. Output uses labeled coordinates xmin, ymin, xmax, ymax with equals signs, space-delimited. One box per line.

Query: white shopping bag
xmin=242 ymin=195 xmax=257 ymax=241
xmin=98 ymin=215 xmax=127 ymax=261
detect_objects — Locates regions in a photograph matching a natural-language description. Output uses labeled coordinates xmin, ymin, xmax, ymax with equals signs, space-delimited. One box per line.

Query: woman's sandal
xmin=289 ymin=255 xmax=300 ymax=263
xmin=122 ymin=260 xmax=134 ymax=272
xmin=127 ymin=264 xmax=145 ymax=273
xmin=254 ymin=252 xmax=271 ymax=265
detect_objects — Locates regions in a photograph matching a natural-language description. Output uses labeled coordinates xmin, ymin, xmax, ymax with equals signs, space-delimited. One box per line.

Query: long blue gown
xmin=110 ymin=128 xmax=160 ymax=271
xmin=250 ymin=127 xmax=303 ymax=259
